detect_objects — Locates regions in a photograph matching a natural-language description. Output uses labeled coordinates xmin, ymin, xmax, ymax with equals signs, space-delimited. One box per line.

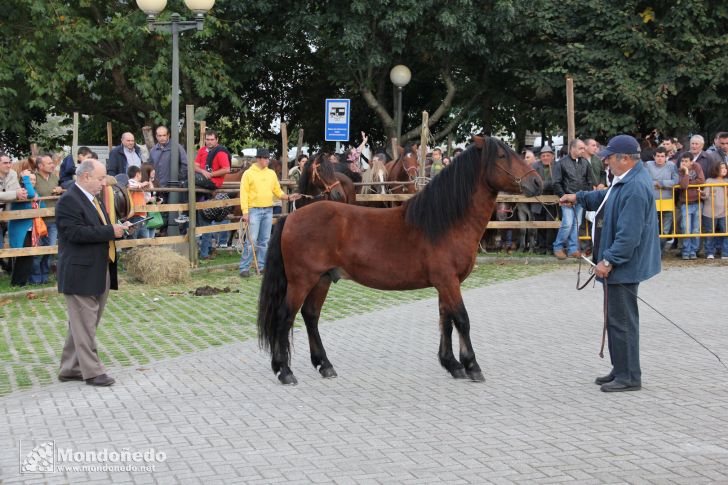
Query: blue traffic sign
xmin=325 ymin=99 xmax=350 ymax=142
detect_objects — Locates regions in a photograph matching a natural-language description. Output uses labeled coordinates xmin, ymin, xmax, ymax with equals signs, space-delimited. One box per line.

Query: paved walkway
xmin=1 ymin=266 xmax=727 ymax=484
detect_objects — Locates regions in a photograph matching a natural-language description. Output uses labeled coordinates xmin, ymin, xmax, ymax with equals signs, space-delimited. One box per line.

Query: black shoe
xmin=594 ymin=372 xmax=615 ymax=385
xmin=58 ymin=374 xmax=84 ymax=382
xmin=239 ymin=270 xmax=250 ymax=278
xmin=85 ymin=374 xmax=115 ymax=387
xmin=600 ymin=381 xmax=641 ymax=392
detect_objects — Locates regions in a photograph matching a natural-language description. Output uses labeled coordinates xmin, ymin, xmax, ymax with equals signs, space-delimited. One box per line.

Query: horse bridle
xmin=402 ymin=154 xmax=419 ymax=180
xmin=492 ymin=156 xmax=538 ymax=194
xmin=311 ymin=162 xmax=341 ymax=198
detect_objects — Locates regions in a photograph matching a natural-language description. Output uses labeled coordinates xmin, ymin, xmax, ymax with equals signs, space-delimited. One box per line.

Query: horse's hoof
xmin=450 ymin=368 xmax=468 ymax=379
xmin=319 ymin=366 xmax=338 ymax=379
xmin=468 ymin=370 xmax=485 ymax=382
xmin=278 ymin=372 xmax=298 ymax=385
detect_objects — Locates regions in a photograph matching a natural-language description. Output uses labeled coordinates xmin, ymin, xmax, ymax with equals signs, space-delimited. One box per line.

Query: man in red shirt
xmin=195 ymin=129 xmax=231 ymax=188
xmin=194 ymin=129 xmax=231 ymax=259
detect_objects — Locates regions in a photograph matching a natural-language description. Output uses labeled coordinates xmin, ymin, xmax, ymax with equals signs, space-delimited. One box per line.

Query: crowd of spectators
xmin=1 ymin=128 xmax=726 ymax=287
xmin=485 ymin=131 xmax=728 ymax=260
xmin=0 ymin=140 xmax=163 ymax=286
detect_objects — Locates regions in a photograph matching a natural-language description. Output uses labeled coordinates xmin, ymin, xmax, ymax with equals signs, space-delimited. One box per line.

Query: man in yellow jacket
xmin=239 ymin=148 xmax=301 ymax=277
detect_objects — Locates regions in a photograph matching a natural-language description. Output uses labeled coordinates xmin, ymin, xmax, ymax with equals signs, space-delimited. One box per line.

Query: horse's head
xmin=300 ymin=153 xmax=346 ymax=202
xmin=474 ymin=136 xmax=542 ymax=196
xmin=401 ymin=152 xmax=419 ymax=180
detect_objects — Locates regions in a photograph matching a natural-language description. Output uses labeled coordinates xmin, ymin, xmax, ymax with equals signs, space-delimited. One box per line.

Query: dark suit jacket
xmin=107 ymin=144 xmax=141 ymax=177
xmin=56 ymin=184 xmax=118 ymax=295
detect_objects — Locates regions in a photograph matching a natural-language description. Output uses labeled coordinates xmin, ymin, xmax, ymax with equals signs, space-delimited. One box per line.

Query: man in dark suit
xmin=56 ymin=159 xmax=130 ymax=387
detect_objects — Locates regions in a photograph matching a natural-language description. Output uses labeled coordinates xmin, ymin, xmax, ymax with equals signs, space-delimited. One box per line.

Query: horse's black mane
xmin=404 ymin=138 xmax=506 ymax=243
xmin=298 ymin=152 xmax=337 ymax=195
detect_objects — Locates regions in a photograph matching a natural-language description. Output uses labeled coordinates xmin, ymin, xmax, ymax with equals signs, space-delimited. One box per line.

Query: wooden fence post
xmin=566 ymin=76 xmax=575 ymax=145
xmin=419 ymin=111 xmax=429 ymax=187
xmin=186 ymin=104 xmax=198 ymax=267
xmin=281 ymin=122 xmax=289 ymax=179
xmin=71 ymin=112 xmax=79 ymax=160
xmin=106 ymin=122 xmax=113 ymax=152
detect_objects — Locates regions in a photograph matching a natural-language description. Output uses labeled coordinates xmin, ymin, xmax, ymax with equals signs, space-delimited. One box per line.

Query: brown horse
xmin=296 ymin=153 xmax=356 ymax=207
xmin=385 ymin=149 xmax=419 ymax=196
xmin=257 ymin=136 xmax=543 ymax=385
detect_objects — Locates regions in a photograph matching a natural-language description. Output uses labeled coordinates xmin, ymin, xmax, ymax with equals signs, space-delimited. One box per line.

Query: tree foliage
xmin=0 ymin=0 xmax=726 ymax=155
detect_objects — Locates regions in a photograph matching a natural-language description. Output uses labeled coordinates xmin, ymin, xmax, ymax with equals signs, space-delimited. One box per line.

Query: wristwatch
xmin=602 ymin=260 xmax=611 ymax=268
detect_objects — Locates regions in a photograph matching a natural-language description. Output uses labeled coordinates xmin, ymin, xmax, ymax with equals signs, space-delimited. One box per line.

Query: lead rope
xmin=576 ymin=257 xmax=727 ymax=371
xmin=576 ymin=257 xmax=606 ymax=357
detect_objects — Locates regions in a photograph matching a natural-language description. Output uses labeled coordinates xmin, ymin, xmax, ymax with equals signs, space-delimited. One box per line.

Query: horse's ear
xmin=472 ymin=135 xmax=485 ymax=149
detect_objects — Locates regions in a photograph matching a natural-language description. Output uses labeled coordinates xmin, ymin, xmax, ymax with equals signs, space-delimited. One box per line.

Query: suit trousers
xmin=606 ymin=282 xmax=641 ymax=386
xmin=59 ymin=269 xmax=111 ymax=380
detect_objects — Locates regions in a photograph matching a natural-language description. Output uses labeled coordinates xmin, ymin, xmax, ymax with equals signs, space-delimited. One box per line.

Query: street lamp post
xmin=136 ymin=0 xmax=214 ymax=235
xmin=389 ymin=64 xmax=411 ymax=144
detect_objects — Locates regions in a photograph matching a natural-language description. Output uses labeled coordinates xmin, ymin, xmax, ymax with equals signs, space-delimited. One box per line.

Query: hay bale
xmin=124 ymin=247 xmax=190 ymax=286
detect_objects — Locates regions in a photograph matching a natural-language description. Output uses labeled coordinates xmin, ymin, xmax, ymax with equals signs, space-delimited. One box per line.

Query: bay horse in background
xmin=385 ymin=145 xmax=419 ymax=197
xmin=296 ymin=153 xmax=356 ymax=208
xmin=257 ymin=136 xmax=543 ymax=385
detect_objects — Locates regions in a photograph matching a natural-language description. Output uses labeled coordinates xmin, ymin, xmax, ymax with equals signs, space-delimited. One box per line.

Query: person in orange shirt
xmin=126 ymin=165 xmax=154 ymax=239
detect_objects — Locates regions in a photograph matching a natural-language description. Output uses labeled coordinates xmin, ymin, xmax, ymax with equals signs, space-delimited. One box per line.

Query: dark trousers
xmin=11 ymin=232 xmax=33 ymax=287
xmin=606 ymin=282 xmax=641 ymax=385
xmin=533 ymin=206 xmax=558 ymax=250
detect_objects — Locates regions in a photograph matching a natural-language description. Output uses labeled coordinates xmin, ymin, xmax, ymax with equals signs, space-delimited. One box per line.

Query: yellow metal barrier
xmin=580 ymin=181 xmax=728 ymax=240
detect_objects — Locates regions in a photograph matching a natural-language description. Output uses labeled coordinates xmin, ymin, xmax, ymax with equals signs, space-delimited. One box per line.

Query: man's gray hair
xmin=615 ymin=153 xmax=641 ymax=163
xmin=568 ymin=138 xmax=583 ymax=150
xmin=690 ymin=134 xmax=704 ymax=144
xmin=76 ymin=159 xmax=100 ymax=177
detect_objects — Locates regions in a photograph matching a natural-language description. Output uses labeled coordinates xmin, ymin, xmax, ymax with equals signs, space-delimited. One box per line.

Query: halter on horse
xmin=257 ymin=136 xmax=543 ymax=385
xmin=385 ymin=149 xmax=419 ymax=196
xmin=296 ymin=153 xmax=356 ymax=207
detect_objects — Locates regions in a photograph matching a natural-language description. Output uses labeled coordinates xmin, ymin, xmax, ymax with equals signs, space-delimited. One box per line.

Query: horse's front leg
xmin=436 ymin=283 xmax=484 ymax=382
xmin=438 ymin=302 xmax=467 ymax=379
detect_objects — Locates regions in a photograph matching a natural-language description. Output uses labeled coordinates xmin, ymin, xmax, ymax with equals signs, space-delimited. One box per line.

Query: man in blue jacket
xmin=560 ymin=135 xmax=661 ymax=392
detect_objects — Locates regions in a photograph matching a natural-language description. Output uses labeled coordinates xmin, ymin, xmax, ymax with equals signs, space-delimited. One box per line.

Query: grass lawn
xmin=0 ymin=252 xmax=560 ymax=396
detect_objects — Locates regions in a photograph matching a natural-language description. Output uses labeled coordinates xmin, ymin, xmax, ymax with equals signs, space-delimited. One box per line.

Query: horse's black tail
xmin=257 ymin=216 xmax=291 ymax=361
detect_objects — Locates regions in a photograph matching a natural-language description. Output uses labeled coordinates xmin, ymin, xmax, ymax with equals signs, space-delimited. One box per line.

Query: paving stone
xmin=1 ymin=266 xmax=728 ymax=483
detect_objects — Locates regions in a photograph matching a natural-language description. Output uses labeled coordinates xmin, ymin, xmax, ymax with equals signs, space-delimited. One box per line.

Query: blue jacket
xmin=59 ymin=154 xmax=77 ymax=188
xmin=576 ymin=161 xmax=661 ymax=284
xmin=8 ymin=200 xmax=46 ymax=248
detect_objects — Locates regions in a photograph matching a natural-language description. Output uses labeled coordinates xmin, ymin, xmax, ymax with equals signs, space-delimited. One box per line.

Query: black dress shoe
xmin=594 ymin=372 xmax=615 ymax=385
xmin=58 ymin=374 xmax=84 ymax=382
xmin=600 ymin=381 xmax=641 ymax=392
xmin=85 ymin=374 xmax=115 ymax=387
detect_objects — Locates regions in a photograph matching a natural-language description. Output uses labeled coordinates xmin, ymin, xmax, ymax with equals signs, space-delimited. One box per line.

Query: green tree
xmin=513 ymin=0 xmax=728 ymax=142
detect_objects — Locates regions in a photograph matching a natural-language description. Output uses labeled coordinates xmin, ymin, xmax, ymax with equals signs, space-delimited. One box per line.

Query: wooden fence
xmin=0 ymin=184 xmax=562 ymax=263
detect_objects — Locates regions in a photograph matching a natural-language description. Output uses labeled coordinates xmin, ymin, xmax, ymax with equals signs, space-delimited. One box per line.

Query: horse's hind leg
xmin=436 ymin=282 xmax=484 ymax=382
xmin=301 ymin=276 xmax=337 ymax=378
xmin=272 ymin=281 xmax=317 ymax=385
